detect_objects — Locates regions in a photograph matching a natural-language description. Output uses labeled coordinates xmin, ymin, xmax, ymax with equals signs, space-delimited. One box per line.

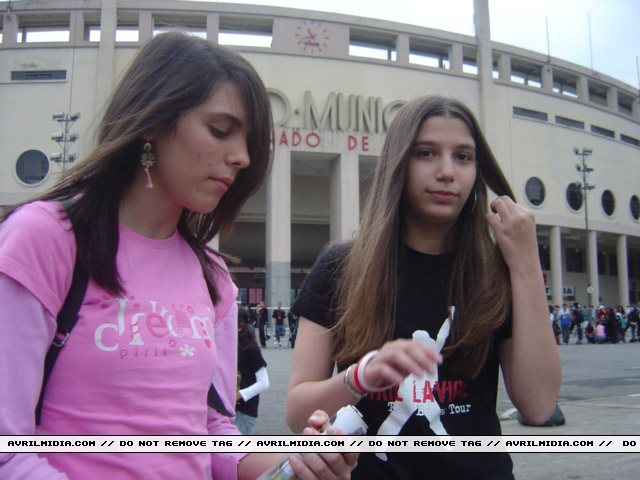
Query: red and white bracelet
xmin=354 ymin=350 xmax=394 ymax=393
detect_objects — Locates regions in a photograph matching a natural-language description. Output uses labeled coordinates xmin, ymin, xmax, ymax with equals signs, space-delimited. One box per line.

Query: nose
xmin=436 ymin=153 xmax=455 ymax=181
xmin=227 ymin=135 xmax=250 ymax=170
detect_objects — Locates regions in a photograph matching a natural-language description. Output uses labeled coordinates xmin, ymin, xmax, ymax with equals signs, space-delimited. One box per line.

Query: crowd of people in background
xmin=239 ymin=302 xmax=299 ymax=349
xmin=550 ymin=302 xmax=640 ymax=345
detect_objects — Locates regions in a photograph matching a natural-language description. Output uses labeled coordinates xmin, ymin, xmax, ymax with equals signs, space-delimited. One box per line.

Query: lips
xmin=429 ymin=190 xmax=457 ymax=203
xmin=210 ymin=177 xmax=233 ymax=192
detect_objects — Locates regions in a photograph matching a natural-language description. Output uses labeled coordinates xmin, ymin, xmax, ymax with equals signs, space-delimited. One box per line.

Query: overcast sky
xmin=186 ymin=0 xmax=640 ymax=88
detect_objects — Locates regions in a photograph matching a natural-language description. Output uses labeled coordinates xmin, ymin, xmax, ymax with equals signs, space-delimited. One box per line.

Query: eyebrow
xmin=413 ymin=140 xmax=476 ymax=151
xmin=207 ymin=112 xmax=244 ymax=128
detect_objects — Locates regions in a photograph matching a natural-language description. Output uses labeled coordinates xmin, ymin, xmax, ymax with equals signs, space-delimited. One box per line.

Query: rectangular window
xmin=218 ymin=15 xmax=272 ymax=47
xmin=11 ymin=70 xmax=67 ymax=81
xmin=555 ymin=115 xmax=584 ymax=130
xmin=608 ymin=254 xmax=618 ymax=276
xmin=566 ymin=248 xmax=585 ymax=273
xmin=462 ymin=47 xmax=478 ymax=75
xmin=17 ymin=13 xmax=70 ymax=43
xmin=621 ymin=134 xmax=640 ymax=147
xmin=350 ymin=28 xmax=397 ymax=61
xmin=409 ymin=37 xmax=449 ymax=69
xmin=510 ymin=59 xmax=542 ymax=88
xmin=538 ymin=245 xmax=550 ymax=271
xmin=591 ymin=125 xmax=615 ymax=138
xmin=553 ymin=70 xmax=579 ymax=98
xmin=597 ymin=252 xmax=607 ymax=275
xmin=153 ymin=13 xmax=206 ymax=38
xmin=513 ymin=107 xmax=548 ymax=122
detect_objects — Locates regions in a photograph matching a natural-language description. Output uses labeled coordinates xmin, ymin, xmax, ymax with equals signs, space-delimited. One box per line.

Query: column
xmin=266 ymin=144 xmax=291 ymax=310
xmin=541 ymin=64 xmax=553 ymax=92
xmin=606 ymin=87 xmax=617 ymax=111
xmin=577 ymin=76 xmax=590 ymax=103
xmin=330 ymin=152 xmax=360 ymax=242
xmin=498 ymin=53 xmax=510 ymax=81
xmin=450 ymin=43 xmax=463 ymax=74
xmin=617 ymin=234 xmax=630 ymax=307
xmin=96 ymin=0 xmax=117 ymax=111
xmin=473 ymin=0 xmax=496 ymax=146
xmin=550 ymin=226 xmax=563 ymax=307
xmin=70 ymin=10 xmax=84 ymax=44
xmin=206 ymin=13 xmax=219 ymax=43
xmin=138 ymin=11 xmax=153 ymax=43
xmin=2 ymin=7 xmax=17 ymax=45
xmin=588 ymin=230 xmax=599 ymax=307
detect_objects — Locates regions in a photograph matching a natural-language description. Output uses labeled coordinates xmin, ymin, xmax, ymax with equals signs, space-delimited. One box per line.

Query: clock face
xmin=295 ymin=20 xmax=330 ymax=54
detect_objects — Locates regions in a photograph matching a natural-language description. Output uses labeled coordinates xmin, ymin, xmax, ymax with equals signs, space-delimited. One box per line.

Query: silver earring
xmin=140 ymin=142 xmax=155 ymax=189
xmin=468 ymin=191 xmax=477 ymax=213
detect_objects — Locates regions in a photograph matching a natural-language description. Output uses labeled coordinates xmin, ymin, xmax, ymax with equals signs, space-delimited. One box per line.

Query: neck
xmin=119 ymin=169 xmax=182 ymax=239
xmin=403 ymin=220 xmax=452 ymax=255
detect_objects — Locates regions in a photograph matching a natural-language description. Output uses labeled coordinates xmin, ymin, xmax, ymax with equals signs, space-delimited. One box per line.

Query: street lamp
xmin=574 ymin=147 xmax=595 ymax=321
xmin=50 ymin=112 xmax=80 ymax=170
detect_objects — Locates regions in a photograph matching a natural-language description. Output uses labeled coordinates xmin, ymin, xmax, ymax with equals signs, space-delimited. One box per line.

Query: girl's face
xmin=402 ymin=115 xmax=477 ymax=232
xmin=148 ymin=81 xmax=250 ymax=214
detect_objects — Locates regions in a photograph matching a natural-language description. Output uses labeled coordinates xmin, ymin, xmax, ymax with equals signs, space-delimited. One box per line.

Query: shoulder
xmin=205 ymin=250 xmax=239 ymax=318
xmin=0 ymin=201 xmax=76 ymax=315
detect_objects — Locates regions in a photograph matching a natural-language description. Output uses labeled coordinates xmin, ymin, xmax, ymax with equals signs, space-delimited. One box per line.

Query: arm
xmin=238 ymin=366 xmax=269 ymax=402
xmin=0 ymin=275 xmax=69 ymax=479
xmin=487 ymin=197 xmax=561 ymax=424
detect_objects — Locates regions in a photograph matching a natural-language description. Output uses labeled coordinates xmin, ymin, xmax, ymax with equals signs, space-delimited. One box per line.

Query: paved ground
xmin=250 ymin=333 xmax=640 ymax=479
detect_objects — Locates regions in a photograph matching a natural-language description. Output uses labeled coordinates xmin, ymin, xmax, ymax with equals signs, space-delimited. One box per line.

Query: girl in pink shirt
xmin=0 ymin=32 xmax=356 ymax=480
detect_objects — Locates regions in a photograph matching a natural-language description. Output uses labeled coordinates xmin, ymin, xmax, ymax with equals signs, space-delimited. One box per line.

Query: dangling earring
xmin=140 ymin=142 xmax=155 ymax=189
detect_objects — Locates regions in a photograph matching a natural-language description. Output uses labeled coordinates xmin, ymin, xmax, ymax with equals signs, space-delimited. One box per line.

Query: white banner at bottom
xmin=2 ymin=435 xmax=639 ymax=454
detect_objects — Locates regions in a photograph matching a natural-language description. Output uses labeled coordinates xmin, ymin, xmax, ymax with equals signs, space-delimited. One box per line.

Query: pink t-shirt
xmin=0 ymin=201 xmax=244 ymax=479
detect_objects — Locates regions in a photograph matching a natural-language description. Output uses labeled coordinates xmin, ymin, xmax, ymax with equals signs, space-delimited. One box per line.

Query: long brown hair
xmin=333 ymin=95 xmax=514 ymax=378
xmin=1 ymin=32 xmax=272 ymax=303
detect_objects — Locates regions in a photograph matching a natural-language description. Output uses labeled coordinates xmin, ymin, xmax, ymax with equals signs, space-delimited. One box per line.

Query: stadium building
xmin=1 ymin=0 xmax=639 ymax=313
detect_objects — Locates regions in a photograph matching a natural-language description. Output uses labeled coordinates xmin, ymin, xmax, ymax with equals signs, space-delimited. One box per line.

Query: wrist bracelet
xmin=343 ymin=364 xmax=366 ymax=398
xmin=356 ymin=350 xmax=394 ymax=393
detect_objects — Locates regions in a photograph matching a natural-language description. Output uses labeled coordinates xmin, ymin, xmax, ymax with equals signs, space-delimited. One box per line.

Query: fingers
xmin=364 ymin=339 xmax=443 ymax=388
xmin=305 ymin=410 xmax=330 ymax=434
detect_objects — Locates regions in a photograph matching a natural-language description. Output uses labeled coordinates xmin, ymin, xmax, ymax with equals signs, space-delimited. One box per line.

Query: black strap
xmin=35 ymin=200 xmax=89 ymax=425
xmin=35 ymin=200 xmax=232 ymax=423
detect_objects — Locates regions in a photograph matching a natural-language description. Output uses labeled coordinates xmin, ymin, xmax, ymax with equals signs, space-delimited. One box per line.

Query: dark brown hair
xmin=333 ymin=95 xmax=514 ymax=378
xmin=1 ymin=32 xmax=272 ymax=302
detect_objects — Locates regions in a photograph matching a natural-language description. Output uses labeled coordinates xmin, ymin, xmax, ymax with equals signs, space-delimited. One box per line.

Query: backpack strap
xmin=35 ymin=199 xmax=89 ymax=425
xmin=35 ymin=199 xmax=233 ymax=423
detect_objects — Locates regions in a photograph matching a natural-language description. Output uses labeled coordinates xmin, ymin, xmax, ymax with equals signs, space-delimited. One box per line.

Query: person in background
xmin=235 ymin=317 xmax=269 ymax=435
xmin=628 ymin=307 xmax=639 ymax=342
xmin=288 ymin=309 xmax=300 ymax=348
xmin=272 ymin=301 xmax=287 ymax=347
xmin=257 ymin=301 xmax=269 ymax=348
xmin=0 ymin=31 xmax=356 ymax=480
xmin=558 ymin=304 xmax=571 ymax=345
xmin=286 ymin=96 xmax=560 ymax=479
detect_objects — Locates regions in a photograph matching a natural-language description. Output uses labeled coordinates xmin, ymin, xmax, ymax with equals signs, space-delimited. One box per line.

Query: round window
xmin=601 ymin=190 xmax=615 ymax=216
xmin=630 ymin=195 xmax=639 ymax=221
xmin=525 ymin=177 xmax=545 ymax=206
xmin=566 ymin=183 xmax=583 ymax=211
xmin=16 ymin=150 xmax=50 ymax=185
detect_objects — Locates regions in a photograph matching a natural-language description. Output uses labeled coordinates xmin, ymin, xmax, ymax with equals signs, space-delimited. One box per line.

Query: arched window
xmin=601 ymin=190 xmax=615 ymax=217
xmin=16 ymin=150 xmax=49 ymax=185
xmin=525 ymin=177 xmax=545 ymax=206
xmin=566 ymin=183 xmax=583 ymax=211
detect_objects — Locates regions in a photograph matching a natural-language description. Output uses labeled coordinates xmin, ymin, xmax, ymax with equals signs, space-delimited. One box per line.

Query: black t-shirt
xmin=272 ymin=308 xmax=286 ymax=326
xmin=236 ymin=344 xmax=267 ymax=418
xmin=292 ymin=243 xmax=514 ymax=480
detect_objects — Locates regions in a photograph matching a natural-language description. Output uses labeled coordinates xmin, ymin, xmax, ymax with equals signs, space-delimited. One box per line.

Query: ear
xmin=142 ymin=132 xmax=155 ymax=142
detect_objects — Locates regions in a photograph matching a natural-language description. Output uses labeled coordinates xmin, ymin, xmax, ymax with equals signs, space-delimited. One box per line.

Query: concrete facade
xmin=1 ymin=0 xmax=639 ymax=311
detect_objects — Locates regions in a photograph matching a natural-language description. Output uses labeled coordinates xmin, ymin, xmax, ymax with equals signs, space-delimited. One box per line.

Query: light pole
xmin=574 ymin=147 xmax=595 ymax=321
xmin=51 ymin=112 xmax=80 ymax=170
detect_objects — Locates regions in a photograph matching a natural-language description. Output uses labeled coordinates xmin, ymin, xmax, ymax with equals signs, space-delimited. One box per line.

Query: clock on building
xmin=295 ymin=20 xmax=330 ymax=54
